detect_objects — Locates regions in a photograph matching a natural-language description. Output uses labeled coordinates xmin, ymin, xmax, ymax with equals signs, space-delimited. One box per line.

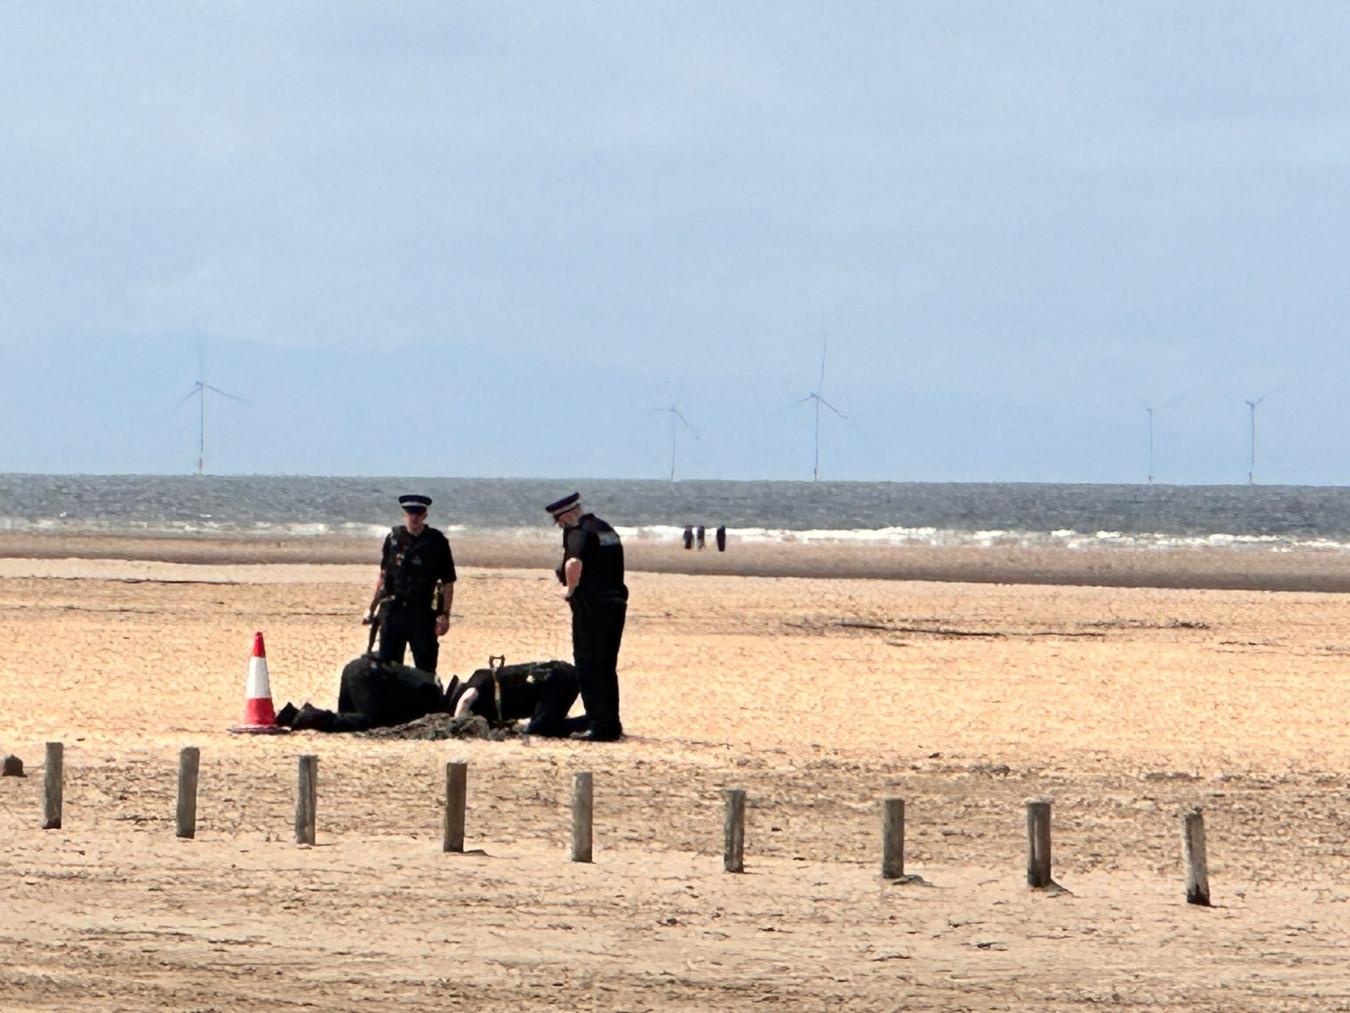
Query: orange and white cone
xmin=229 ymin=631 xmax=289 ymax=734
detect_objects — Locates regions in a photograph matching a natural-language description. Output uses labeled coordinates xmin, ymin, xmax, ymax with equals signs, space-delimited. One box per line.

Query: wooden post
xmin=572 ymin=771 xmax=594 ymax=863
xmin=176 ymin=746 xmax=200 ymax=839
xmin=41 ymin=742 xmax=63 ymax=830
xmin=443 ymin=761 xmax=467 ymax=853
xmin=295 ymin=755 xmax=317 ymax=845
xmin=723 ymin=788 xmax=746 ymax=873
xmin=1183 ymin=809 xmax=1211 ymax=906
xmin=1026 ymin=800 xmax=1052 ymax=888
xmin=882 ymin=798 xmax=905 ymax=879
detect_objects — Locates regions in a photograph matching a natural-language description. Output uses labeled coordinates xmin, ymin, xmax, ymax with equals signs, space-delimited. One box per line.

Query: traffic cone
xmin=229 ymin=631 xmax=289 ymax=734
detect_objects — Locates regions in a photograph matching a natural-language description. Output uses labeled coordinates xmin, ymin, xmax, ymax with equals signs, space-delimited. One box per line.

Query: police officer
xmin=545 ymin=491 xmax=628 ymax=741
xmin=370 ymin=494 xmax=457 ymax=673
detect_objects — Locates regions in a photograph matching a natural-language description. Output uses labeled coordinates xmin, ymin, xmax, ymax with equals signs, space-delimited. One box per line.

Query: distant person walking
xmin=696 ymin=525 xmax=706 ymax=550
xmin=546 ymin=492 xmax=628 ymax=741
xmin=716 ymin=525 xmax=727 ymax=552
xmin=368 ymin=494 xmax=457 ymax=673
xmin=683 ymin=525 xmax=694 ymax=550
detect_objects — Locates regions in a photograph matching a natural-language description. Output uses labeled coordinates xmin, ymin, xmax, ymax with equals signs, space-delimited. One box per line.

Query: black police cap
xmin=545 ymin=492 xmax=581 ymax=519
xmin=399 ymin=494 xmax=432 ymax=511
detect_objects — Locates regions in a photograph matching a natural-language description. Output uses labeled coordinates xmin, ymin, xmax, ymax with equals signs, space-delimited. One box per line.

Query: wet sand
xmin=5 ymin=528 xmax=1350 ymax=590
xmin=2 ymin=540 xmax=1350 ymax=1011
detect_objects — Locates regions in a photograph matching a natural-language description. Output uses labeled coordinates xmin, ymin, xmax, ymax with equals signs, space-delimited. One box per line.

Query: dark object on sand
xmin=2 ymin=755 xmax=23 ymax=777
xmin=696 ymin=525 xmax=705 ymax=549
xmin=277 ymin=656 xmax=449 ymax=733
xmin=338 ymin=654 xmax=443 ymax=726
xmin=716 ymin=525 xmax=726 ymax=552
xmin=361 ymin=713 xmax=499 ymax=741
xmin=451 ymin=658 xmax=578 ymax=726
xmin=683 ymin=525 xmax=694 ymax=550
xmin=275 ymin=655 xmax=582 ymax=736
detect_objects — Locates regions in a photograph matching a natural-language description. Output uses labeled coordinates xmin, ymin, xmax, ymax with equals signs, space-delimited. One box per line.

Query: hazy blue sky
xmin=2 ymin=2 xmax=1348 ymax=483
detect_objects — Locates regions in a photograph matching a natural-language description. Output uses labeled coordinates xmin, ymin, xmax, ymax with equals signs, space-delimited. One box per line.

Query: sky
xmin=2 ymin=1 xmax=1348 ymax=483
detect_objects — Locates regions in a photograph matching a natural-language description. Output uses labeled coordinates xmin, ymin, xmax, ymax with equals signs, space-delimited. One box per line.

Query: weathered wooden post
xmin=176 ymin=746 xmax=200 ymax=839
xmin=882 ymin=798 xmax=905 ymax=879
xmin=1026 ymin=800 xmax=1052 ymax=888
xmin=443 ymin=761 xmax=467 ymax=853
xmin=572 ymin=771 xmax=593 ymax=863
xmin=295 ymin=755 xmax=317 ymax=845
xmin=1183 ymin=808 xmax=1211 ymax=906
xmin=41 ymin=742 xmax=63 ymax=830
xmin=723 ymin=788 xmax=746 ymax=873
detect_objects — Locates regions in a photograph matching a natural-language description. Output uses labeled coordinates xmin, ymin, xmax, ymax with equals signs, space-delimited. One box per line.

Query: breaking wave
xmin=3 ymin=475 xmax=1350 ymax=554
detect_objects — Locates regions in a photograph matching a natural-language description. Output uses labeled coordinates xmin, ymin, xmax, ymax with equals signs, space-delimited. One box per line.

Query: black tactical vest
xmin=565 ymin=514 xmax=627 ymax=602
xmin=383 ymin=526 xmax=450 ymax=607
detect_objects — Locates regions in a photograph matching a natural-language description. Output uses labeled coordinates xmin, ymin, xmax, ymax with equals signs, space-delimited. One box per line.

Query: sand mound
xmin=356 ymin=712 xmax=507 ymax=741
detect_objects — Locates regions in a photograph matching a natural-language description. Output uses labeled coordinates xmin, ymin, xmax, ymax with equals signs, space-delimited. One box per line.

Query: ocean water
xmin=3 ymin=475 xmax=1350 ymax=553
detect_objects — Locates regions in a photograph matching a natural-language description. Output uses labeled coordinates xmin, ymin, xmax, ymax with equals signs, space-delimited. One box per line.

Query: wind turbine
xmin=799 ymin=334 xmax=847 ymax=482
xmin=1245 ymin=389 xmax=1278 ymax=485
xmin=652 ymin=400 xmax=698 ymax=482
xmin=1140 ymin=392 xmax=1187 ymax=484
xmin=180 ymin=376 xmax=242 ymax=475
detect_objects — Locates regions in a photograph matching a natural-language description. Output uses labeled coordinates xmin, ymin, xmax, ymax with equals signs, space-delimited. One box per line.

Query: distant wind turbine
xmin=799 ymin=334 xmax=847 ymax=482
xmin=652 ymin=400 xmax=698 ymax=482
xmin=1245 ymin=389 xmax=1278 ymax=485
xmin=1140 ymin=393 xmax=1187 ymax=484
xmin=180 ymin=376 xmax=242 ymax=475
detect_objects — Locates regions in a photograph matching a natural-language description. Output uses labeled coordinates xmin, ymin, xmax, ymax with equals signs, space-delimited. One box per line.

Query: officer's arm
xmin=434 ymin=581 xmax=453 ymax=636
xmin=369 ymin=534 xmax=393 ymax=617
xmin=435 ymin=536 xmax=456 ymax=633
xmin=366 ymin=570 xmax=386 ymax=620
xmin=562 ymin=527 xmax=585 ymax=598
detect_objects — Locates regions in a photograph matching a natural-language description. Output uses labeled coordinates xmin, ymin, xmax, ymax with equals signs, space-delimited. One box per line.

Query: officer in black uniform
xmin=545 ymin=491 xmax=628 ymax=741
xmin=369 ymin=494 xmax=457 ymax=673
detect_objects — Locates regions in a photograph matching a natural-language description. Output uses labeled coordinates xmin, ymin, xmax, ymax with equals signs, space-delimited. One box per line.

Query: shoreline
xmin=2 ymin=530 xmax=1349 ymax=592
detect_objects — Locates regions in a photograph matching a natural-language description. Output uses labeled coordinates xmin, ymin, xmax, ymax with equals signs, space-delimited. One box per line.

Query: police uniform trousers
xmin=524 ymin=665 xmax=592 ymax=738
xmin=378 ymin=600 xmax=440 ymax=674
xmin=569 ymin=593 xmax=627 ymax=738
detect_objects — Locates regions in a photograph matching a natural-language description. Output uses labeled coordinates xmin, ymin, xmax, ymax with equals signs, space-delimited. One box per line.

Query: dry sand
xmin=3 ymin=538 xmax=1350 ymax=1011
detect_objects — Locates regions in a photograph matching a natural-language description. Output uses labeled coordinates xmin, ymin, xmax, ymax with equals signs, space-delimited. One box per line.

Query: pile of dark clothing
xmin=276 ymin=655 xmax=588 ymax=737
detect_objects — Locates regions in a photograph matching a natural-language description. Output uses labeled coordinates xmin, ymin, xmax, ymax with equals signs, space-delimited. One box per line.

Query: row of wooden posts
xmin=30 ymin=743 xmax=1213 ymax=906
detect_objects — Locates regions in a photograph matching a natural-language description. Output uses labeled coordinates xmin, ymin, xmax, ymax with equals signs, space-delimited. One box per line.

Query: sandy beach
xmin=6 ymin=527 xmax=1350 ymax=591
xmin=3 ymin=538 xmax=1350 ymax=1011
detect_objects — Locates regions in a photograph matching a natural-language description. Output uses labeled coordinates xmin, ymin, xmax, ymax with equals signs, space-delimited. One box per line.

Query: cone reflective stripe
xmin=230 ymin=631 xmax=289 ymax=734
xmin=242 ymin=632 xmax=276 ymax=726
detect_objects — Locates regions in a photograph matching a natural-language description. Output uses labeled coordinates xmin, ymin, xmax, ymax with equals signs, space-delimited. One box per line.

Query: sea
xmin=2 ymin=475 xmax=1350 ymax=554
